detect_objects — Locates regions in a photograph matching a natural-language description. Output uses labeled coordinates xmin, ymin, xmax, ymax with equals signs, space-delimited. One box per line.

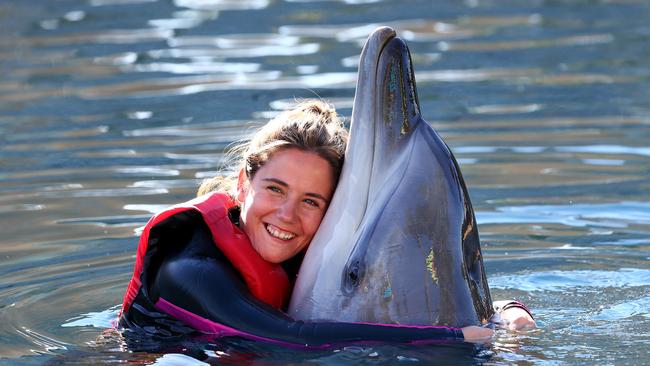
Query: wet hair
xmin=197 ymin=100 xmax=348 ymax=197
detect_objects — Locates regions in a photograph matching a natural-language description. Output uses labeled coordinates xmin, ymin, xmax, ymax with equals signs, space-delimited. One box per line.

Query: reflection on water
xmin=1 ymin=0 xmax=649 ymax=364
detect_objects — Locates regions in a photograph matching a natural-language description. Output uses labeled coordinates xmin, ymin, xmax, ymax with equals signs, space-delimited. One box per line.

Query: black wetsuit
xmin=119 ymin=210 xmax=464 ymax=347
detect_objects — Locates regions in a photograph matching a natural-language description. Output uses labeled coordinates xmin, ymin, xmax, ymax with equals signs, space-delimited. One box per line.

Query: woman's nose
xmin=277 ymin=199 xmax=297 ymax=222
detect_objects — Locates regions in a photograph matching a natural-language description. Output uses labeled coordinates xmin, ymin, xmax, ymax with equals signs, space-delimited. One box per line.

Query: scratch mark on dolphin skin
xmin=416 ymin=234 xmax=434 ymax=321
xmin=462 ymin=220 xmax=474 ymax=241
xmin=426 ymin=247 xmax=439 ymax=283
xmin=398 ymin=60 xmax=410 ymax=136
xmin=388 ymin=63 xmax=398 ymax=93
xmin=383 ymin=273 xmax=393 ymax=300
xmin=384 ymin=62 xmax=396 ymax=128
xmin=407 ymin=52 xmax=420 ymax=117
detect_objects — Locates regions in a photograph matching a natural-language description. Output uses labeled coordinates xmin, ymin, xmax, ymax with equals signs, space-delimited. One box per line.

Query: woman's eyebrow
xmin=262 ymin=178 xmax=329 ymax=203
xmin=262 ymin=178 xmax=288 ymax=187
xmin=305 ymin=192 xmax=329 ymax=203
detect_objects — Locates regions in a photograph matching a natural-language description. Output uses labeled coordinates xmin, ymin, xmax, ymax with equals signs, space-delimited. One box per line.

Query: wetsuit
xmin=119 ymin=193 xmax=465 ymax=347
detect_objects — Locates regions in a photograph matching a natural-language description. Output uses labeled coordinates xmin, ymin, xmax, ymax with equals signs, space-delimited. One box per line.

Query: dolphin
xmin=288 ymin=27 xmax=493 ymax=327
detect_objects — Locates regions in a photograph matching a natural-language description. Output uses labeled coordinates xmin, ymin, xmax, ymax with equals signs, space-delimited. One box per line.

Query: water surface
xmin=1 ymin=0 xmax=649 ymax=364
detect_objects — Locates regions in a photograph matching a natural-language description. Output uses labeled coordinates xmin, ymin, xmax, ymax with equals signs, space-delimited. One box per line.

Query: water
xmin=1 ymin=0 xmax=649 ymax=364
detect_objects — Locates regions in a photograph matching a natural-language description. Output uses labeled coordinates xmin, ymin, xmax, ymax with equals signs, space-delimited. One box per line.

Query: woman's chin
xmin=260 ymin=252 xmax=285 ymax=264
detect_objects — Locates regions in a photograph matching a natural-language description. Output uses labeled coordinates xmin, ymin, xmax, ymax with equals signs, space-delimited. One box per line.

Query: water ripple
xmin=61 ymin=305 xmax=120 ymax=328
xmin=491 ymin=268 xmax=650 ymax=292
xmin=11 ymin=188 xmax=169 ymax=200
xmin=556 ymin=145 xmax=650 ymax=157
xmin=15 ymin=327 xmax=71 ymax=354
xmin=591 ymin=294 xmax=650 ymax=320
xmin=169 ymin=33 xmax=301 ymax=48
xmin=478 ymin=201 xmax=650 ymax=228
xmin=174 ymin=0 xmax=270 ymax=11
xmin=132 ymin=61 xmax=261 ymax=74
xmin=114 ymin=167 xmax=180 ymax=176
xmin=123 ymin=204 xmax=168 ymax=214
xmin=0 ymin=204 xmax=45 ymax=214
xmin=148 ymin=43 xmax=320 ymax=58
xmin=441 ymin=33 xmax=615 ymax=51
xmin=90 ymin=0 xmax=157 ymax=5
xmin=149 ymin=9 xmax=218 ymax=30
xmin=468 ymin=104 xmax=543 ymax=115
xmin=56 ymin=215 xmax=150 ymax=228
xmin=12 ymin=28 xmax=173 ymax=47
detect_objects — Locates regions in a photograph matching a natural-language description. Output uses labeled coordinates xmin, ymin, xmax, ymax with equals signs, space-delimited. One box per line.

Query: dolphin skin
xmin=288 ymin=27 xmax=493 ymax=327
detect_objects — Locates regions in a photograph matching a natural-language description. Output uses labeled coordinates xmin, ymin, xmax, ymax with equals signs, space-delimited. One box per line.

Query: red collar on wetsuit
xmin=121 ymin=192 xmax=290 ymax=316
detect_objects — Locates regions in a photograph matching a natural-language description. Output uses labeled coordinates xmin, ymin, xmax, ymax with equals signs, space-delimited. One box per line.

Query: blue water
xmin=1 ymin=0 xmax=649 ymax=364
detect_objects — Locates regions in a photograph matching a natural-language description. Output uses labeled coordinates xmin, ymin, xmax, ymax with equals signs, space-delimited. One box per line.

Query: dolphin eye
xmin=348 ymin=261 xmax=360 ymax=285
xmin=342 ymin=260 xmax=362 ymax=294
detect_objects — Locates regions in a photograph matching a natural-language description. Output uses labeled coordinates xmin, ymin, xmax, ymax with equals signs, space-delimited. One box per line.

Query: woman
xmin=119 ymin=100 xmax=532 ymax=347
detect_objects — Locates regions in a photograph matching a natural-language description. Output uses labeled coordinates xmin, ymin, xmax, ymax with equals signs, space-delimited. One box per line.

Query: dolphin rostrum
xmin=288 ymin=27 xmax=493 ymax=327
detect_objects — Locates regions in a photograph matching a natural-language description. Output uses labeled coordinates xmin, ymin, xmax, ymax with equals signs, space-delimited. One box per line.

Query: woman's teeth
xmin=266 ymin=224 xmax=296 ymax=240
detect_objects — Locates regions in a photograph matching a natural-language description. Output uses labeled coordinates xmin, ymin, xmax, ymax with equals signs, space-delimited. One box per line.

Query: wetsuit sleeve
xmin=150 ymin=225 xmax=464 ymax=347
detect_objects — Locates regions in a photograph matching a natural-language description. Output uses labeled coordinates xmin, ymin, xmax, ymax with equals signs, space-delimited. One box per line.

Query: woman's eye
xmin=304 ymin=199 xmax=320 ymax=208
xmin=267 ymin=185 xmax=282 ymax=194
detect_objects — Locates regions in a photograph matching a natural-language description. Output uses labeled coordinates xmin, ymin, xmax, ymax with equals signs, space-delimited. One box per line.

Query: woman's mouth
xmin=265 ymin=224 xmax=296 ymax=241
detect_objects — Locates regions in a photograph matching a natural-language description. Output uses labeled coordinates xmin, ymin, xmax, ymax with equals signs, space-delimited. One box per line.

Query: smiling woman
xmin=118 ymin=100 xmax=493 ymax=346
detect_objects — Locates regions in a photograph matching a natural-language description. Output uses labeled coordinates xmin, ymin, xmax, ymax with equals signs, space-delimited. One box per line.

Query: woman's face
xmin=237 ymin=148 xmax=335 ymax=264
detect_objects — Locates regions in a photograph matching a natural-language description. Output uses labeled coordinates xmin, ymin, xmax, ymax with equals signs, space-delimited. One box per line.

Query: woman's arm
xmin=150 ymin=224 xmax=491 ymax=346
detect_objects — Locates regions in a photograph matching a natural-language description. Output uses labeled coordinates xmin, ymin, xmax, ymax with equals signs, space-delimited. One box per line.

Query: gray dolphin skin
xmin=288 ymin=26 xmax=493 ymax=327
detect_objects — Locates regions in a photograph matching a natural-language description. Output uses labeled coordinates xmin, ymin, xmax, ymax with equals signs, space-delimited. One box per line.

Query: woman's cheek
xmin=306 ymin=210 xmax=326 ymax=233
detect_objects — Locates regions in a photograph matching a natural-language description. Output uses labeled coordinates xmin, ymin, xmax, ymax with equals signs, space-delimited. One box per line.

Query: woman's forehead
xmin=255 ymin=149 xmax=335 ymax=196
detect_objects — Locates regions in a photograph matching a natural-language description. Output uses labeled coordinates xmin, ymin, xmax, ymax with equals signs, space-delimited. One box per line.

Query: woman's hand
xmin=493 ymin=300 xmax=536 ymax=331
xmin=461 ymin=326 xmax=494 ymax=342
xmin=500 ymin=307 xmax=536 ymax=330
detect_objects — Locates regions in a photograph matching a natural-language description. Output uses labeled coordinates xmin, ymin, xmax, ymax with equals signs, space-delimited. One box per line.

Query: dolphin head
xmin=288 ymin=27 xmax=493 ymax=327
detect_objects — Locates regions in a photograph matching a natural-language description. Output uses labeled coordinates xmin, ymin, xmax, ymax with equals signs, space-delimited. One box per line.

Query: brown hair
xmin=197 ymin=100 xmax=348 ymax=197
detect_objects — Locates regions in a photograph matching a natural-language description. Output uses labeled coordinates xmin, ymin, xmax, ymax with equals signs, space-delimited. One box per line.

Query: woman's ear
xmin=236 ymin=168 xmax=248 ymax=203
